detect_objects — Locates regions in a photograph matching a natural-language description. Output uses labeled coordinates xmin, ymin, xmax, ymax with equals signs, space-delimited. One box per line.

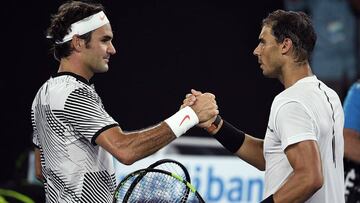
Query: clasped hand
xmin=181 ymin=89 xmax=218 ymax=128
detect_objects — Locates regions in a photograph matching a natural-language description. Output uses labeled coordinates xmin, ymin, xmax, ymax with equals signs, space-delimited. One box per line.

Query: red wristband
xmin=206 ymin=115 xmax=221 ymax=132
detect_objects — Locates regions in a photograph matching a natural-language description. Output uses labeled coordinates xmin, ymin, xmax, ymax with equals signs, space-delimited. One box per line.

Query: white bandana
xmin=56 ymin=11 xmax=109 ymax=44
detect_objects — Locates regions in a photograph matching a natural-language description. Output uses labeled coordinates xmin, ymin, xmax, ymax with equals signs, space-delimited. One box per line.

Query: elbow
xmin=111 ymin=138 xmax=138 ymax=165
xmin=119 ymin=158 xmax=135 ymax=166
xmin=257 ymin=162 xmax=266 ymax=171
xmin=311 ymin=174 xmax=323 ymax=192
xmin=114 ymin=151 xmax=137 ymax=165
xmin=253 ymin=159 xmax=266 ymax=171
xmin=312 ymin=168 xmax=324 ymax=192
xmin=306 ymin=171 xmax=324 ymax=194
xmin=255 ymin=165 xmax=266 ymax=171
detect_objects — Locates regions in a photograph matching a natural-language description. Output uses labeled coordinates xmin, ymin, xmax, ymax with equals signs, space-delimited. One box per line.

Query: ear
xmin=280 ymin=38 xmax=293 ymax=55
xmin=71 ymin=35 xmax=84 ymax=52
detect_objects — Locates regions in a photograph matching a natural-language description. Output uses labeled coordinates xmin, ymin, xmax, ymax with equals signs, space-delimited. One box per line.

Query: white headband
xmin=56 ymin=11 xmax=109 ymax=44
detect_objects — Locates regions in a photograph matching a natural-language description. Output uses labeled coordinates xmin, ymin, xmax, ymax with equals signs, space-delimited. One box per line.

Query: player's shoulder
xmin=271 ymin=83 xmax=311 ymax=114
xmin=273 ymin=88 xmax=301 ymax=106
xmin=48 ymin=73 xmax=98 ymax=104
xmin=50 ymin=73 xmax=94 ymax=94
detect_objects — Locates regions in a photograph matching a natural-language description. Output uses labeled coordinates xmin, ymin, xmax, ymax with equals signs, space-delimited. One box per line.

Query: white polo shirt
xmin=263 ymin=75 xmax=345 ymax=203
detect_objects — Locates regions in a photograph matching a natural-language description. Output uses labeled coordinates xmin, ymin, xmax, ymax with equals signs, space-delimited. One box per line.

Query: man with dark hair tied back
xmin=31 ymin=1 xmax=218 ymax=202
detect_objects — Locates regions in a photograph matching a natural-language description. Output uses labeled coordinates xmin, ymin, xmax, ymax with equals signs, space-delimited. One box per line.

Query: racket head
xmin=113 ymin=168 xmax=146 ymax=203
xmin=147 ymin=159 xmax=191 ymax=183
xmin=113 ymin=168 xmax=205 ymax=203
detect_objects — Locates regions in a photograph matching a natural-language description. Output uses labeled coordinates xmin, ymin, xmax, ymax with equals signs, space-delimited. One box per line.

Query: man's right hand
xmin=182 ymin=89 xmax=219 ymax=128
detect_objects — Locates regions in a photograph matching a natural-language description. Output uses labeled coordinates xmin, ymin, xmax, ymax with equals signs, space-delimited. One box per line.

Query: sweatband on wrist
xmin=261 ymin=194 xmax=274 ymax=203
xmin=213 ymin=119 xmax=245 ymax=153
xmin=165 ymin=106 xmax=199 ymax=137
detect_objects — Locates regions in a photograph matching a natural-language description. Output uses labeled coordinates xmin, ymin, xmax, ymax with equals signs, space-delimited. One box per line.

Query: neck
xmin=279 ymin=61 xmax=313 ymax=89
xmin=58 ymin=56 xmax=93 ymax=81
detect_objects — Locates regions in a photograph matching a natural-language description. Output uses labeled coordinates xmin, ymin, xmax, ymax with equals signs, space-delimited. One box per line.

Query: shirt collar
xmin=295 ymin=75 xmax=317 ymax=84
xmin=53 ymin=72 xmax=91 ymax=86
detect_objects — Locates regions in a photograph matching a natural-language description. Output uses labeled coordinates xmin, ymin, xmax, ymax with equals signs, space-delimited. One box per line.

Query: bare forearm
xmin=211 ymin=119 xmax=265 ymax=171
xmin=274 ymin=170 xmax=321 ymax=203
xmin=123 ymin=122 xmax=176 ymax=161
xmin=97 ymin=123 xmax=176 ymax=165
xmin=236 ymin=135 xmax=265 ymax=170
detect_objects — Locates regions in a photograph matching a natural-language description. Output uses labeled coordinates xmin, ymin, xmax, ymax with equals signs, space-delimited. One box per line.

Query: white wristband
xmin=165 ymin=106 xmax=199 ymax=137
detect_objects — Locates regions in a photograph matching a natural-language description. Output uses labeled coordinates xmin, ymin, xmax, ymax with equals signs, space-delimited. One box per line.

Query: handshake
xmin=181 ymin=89 xmax=220 ymax=129
xmin=175 ymin=89 xmax=244 ymax=155
xmin=164 ymin=88 xmax=222 ymax=138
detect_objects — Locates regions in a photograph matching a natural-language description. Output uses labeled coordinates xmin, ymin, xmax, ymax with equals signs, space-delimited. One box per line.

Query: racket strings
xmin=128 ymin=171 xmax=188 ymax=202
xmin=113 ymin=159 xmax=205 ymax=203
xmin=148 ymin=160 xmax=191 ymax=183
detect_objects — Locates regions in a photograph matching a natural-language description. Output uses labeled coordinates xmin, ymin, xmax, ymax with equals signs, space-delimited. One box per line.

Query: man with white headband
xmin=31 ymin=1 xmax=218 ymax=202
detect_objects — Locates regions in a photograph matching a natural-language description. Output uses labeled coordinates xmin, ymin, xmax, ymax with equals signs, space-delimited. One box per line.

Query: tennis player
xmin=31 ymin=1 xmax=218 ymax=202
xmin=186 ymin=10 xmax=345 ymax=203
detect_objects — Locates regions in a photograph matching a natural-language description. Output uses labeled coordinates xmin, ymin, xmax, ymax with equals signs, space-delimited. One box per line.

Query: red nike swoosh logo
xmin=179 ymin=115 xmax=190 ymax=126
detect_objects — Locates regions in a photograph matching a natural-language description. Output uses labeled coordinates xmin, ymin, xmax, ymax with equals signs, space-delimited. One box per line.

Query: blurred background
xmin=1 ymin=0 xmax=359 ymax=202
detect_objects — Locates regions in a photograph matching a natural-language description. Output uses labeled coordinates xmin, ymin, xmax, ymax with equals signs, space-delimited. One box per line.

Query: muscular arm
xmin=273 ymin=140 xmax=323 ymax=203
xmin=97 ymin=93 xmax=218 ymax=165
xmin=344 ymin=128 xmax=360 ymax=163
xmin=183 ymin=90 xmax=265 ymax=170
xmin=95 ymin=122 xmax=176 ymax=165
xmin=211 ymin=120 xmax=266 ymax=171
xmin=236 ymin=134 xmax=265 ymax=171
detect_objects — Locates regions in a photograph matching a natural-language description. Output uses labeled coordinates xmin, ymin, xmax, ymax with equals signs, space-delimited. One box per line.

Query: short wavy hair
xmin=262 ymin=9 xmax=317 ymax=63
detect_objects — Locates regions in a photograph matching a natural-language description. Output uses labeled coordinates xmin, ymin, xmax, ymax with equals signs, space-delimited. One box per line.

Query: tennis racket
xmin=113 ymin=168 xmax=205 ymax=203
xmin=147 ymin=159 xmax=191 ymax=183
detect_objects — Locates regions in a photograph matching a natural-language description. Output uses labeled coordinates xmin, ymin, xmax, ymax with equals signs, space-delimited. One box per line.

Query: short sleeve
xmin=343 ymin=83 xmax=360 ymax=132
xmin=275 ymin=101 xmax=317 ymax=151
xmin=64 ymin=87 xmax=118 ymax=145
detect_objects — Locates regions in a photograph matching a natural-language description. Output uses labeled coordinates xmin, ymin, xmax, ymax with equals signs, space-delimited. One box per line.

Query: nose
xmin=253 ymin=45 xmax=259 ymax=56
xmin=108 ymin=42 xmax=116 ymax=55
